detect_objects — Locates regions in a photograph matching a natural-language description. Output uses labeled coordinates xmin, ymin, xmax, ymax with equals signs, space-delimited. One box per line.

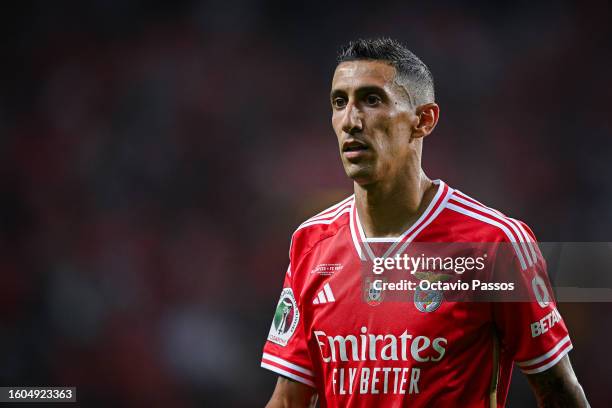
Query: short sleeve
xmin=492 ymin=224 xmax=572 ymax=374
xmin=261 ymin=262 xmax=316 ymax=387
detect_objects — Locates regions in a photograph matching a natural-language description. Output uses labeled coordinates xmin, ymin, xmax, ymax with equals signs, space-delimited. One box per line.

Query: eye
xmin=332 ymin=97 xmax=347 ymax=109
xmin=366 ymin=94 xmax=382 ymax=106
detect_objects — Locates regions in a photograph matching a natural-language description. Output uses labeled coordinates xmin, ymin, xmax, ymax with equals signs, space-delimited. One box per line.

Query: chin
xmin=352 ymin=177 xmax=376 ymax=187
xmin=345 ymin=166 xmax=377 ymax=186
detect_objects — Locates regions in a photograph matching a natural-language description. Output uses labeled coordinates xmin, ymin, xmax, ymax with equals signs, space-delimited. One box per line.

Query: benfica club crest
xmin=414 ymin=287 xmax=443 ymax=313
xmin=413 ymin=271 xmax=449 ymax=313
xmin=363 ymin=277 xmax=385 ymax=306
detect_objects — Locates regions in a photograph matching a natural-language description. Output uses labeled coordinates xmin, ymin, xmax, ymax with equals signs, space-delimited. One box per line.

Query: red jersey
xmin=261 ymin=180 xmax=571 ymax=407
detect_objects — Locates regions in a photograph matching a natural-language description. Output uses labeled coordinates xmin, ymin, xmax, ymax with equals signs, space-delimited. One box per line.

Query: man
xmin=261 ymin=38 xmax=589 ymax=407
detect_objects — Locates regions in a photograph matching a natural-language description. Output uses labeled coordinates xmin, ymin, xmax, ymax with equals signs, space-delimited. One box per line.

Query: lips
xmin=342 ymin=139 xmax=369 ymax=152
xmin=342 ymin=139 xmax=371 ymax=161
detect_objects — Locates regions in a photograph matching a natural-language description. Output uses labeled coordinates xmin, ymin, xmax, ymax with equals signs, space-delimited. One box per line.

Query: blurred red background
xmin=1 ymin=1 xmax=611 ymax=406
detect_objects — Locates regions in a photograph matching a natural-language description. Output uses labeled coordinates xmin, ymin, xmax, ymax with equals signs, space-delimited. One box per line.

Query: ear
xmin=411 ymin=103 xmax=440 ymax=139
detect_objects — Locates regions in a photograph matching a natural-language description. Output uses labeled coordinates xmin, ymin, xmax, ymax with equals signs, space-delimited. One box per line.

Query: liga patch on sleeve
xmin=268 ymin=288 xmax=300 ymax=346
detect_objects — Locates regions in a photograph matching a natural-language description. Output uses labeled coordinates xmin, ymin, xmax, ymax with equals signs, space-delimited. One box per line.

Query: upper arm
xmin=526 ymin=355 xmax=590 ymax=408
xmin=490 ymin=226 xmax=587 ymax=405
xmin=492 ymin=238 xmax=573 ymax=374
xmin=266 ymin=377 xmax=318 ymax=408
xmin=261 ymin=241 xmax=318 ymax=405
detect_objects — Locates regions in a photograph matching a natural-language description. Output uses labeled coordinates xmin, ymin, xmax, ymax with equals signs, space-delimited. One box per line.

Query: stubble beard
xmin=344 ymin=160 xmax=379 ymax=187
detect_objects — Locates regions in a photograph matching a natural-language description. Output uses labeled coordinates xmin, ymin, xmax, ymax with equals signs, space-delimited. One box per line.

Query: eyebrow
xmin=330 ymin=84 xmax=387 ymax=99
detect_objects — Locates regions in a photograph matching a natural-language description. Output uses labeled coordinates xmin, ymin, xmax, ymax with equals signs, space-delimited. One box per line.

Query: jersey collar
xmin=349 ymin=180 xmax=453 ymax=261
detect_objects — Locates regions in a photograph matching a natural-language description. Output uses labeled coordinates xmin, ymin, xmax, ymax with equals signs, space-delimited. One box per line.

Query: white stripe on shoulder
xmin=508 ymin=216 xmax=539 ymax=261
xmin=297 ymin=208 xmax=351 ymax=231
xmin=453 ymin=191 xmax=540 ymax=263
xmin=305 ymin=195 xmax=354 ymax=222
xmin=306 ymin=201 xmax=352 ymax=223
xmin=450 ymin=194 xmax=534 ymax=267
xmin=297 ymin=196 xmax=353 ymax=229
xmin=446 ymin=202 xmax=528 ymax=270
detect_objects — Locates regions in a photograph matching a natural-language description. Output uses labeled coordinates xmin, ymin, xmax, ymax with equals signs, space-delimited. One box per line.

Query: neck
xmin=354 ymin=170 xmax=435 ymax=238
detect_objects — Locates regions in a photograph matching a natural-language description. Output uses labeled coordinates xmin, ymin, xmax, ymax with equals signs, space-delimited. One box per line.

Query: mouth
xmin=342 ymin=139 xmax=370 ymax=153
xmin=342 ymin=139 xmax=371 ymax=162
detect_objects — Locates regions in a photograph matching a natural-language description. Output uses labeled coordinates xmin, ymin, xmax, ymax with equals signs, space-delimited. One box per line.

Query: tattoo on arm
xmin=526 ymin=356 xmax=589 ymax=408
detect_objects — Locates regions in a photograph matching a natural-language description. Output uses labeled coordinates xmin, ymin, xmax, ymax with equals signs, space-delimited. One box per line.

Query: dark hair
xmin=337 ymin=38 xmax=435 ymax=106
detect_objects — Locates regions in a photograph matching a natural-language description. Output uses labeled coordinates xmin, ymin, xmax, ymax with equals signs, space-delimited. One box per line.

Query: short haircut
xmin=337 ymin=38 xmax=435 ymax=106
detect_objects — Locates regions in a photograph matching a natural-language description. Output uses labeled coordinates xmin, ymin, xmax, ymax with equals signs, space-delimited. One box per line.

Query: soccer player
xmin=261 ymin=38 xmax=589 ymax=407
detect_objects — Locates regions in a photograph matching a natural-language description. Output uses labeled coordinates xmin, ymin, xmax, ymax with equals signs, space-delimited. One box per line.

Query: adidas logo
xmin=313 ymin=283 xmax=335 ymax=304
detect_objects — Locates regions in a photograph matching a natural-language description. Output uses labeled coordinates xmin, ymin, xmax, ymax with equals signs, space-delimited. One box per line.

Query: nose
xmin=341 ymin=102 xmax=363 ymax=135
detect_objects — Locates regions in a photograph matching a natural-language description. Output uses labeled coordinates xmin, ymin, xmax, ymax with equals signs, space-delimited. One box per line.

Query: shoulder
xmin=444 ymin=188 xmax=540 ymax=270
xmin=444 ymin=188 xmax=536 ymax=241
xmin=289 ymin=195 xmax=354 ymax=259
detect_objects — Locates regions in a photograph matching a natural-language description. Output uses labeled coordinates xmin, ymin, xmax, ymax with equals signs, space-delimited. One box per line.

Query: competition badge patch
xmin=268 ymin=288 xmax=299 ymax=346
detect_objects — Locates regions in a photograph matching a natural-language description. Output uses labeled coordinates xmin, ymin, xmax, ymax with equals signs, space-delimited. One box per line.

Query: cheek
xmin=381 ymin=113 xmax=413 ymax=144
xmin=369 ymin=113 xmax=395 ymax=149
xmin=331 ymin=116 xmax=343 ymax=143
xmin=331 ymin=113 xmax=344 ymax=130
xmin=372 ymin=113 xmax=414 ymax=161
xmin=390 ymin=111 xmax=414 ymax=135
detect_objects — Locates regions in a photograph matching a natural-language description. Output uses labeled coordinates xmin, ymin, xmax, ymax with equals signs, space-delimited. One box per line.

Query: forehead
xmin=331 ymin=60 xmax=397 ymax=92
